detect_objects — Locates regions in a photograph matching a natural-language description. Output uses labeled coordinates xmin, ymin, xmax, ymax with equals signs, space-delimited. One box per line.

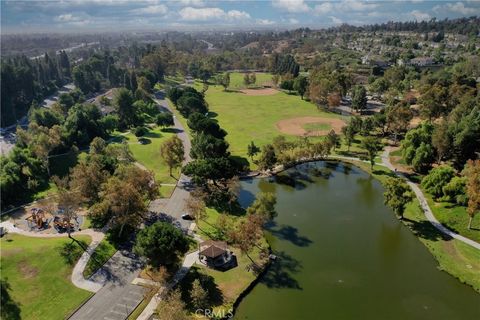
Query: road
xmin=70 ymin=91 xmax=195 ymax=320
xmin=150 ymin=91 xmax=194 ymax=230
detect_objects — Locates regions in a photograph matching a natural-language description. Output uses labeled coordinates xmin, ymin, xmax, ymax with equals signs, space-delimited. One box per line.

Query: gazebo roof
xmin=199 ymin=240 xmax=228 ymax=259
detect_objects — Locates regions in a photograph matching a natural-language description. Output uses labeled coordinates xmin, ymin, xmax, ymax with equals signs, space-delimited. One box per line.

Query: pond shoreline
xmin=234 ymin=157 xmax=479 ymax=316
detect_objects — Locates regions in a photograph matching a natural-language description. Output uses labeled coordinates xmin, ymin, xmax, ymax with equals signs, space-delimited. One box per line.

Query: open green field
xmin=200 ymin=75 xmax=346 ymax=165
xmin=225 ymin=72 xmax=273 ymax=89
xmin=0 ymin=234 xmax=93 ymax=320
xmin=117 ymin=127 xmax=180 ymax=197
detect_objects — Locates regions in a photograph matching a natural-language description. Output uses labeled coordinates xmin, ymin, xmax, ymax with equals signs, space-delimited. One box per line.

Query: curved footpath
xmin=0 ymin=221 xmax=105 ymax=292
xmin=381 ymin=147 xmax=480 ymax=250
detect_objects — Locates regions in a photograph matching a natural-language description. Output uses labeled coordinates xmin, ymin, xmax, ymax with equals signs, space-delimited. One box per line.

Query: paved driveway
xmin=69 ymin=250 xmax=146 ymax=320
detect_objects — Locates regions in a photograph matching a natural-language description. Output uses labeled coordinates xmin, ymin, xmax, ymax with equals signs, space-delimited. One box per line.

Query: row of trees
xmin=1 ymin=52 xmax=71 ymax=126
xmin=183 ymin=110 xmax=244 ymax=210
xmin=167 ymin=87 xmax=208 ymax=117
xmin=401 ymin=103 xmax=479 ymax=173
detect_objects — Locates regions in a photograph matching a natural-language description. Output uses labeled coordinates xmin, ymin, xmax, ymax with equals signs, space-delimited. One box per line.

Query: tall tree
xmin=293 ymin=76 xmax=308 ymax=99
xmin=362 ymin=136 xmax=382 ymax=169
xmin=383 ymin=177 xmax=413 ymax=219
xmin=247 ymin=141 xmax=260 ymax=161
xmin=190 ymin=279 xmax=208 ymax=310
xmin=341 ymin=125 xmax=355 ymax=151
xmin=351 ymin=85 xmax=367 ymax=113
xmin=134 ymin=221 xmax=189 ymax=267
xmin=463 ymin=160 xmax=480 ymax=229
xmin=113 ymin=88 xmax=136 ymax=129
xmin=160 ymin=136 xmax=184 ymax=177
xmin=156 ymin=289 xmax=190 ymax=320
xmin=257 ymin=144 xmax=277 ymax=171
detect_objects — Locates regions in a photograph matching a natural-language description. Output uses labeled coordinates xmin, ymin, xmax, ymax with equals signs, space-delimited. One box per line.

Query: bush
xmin=134 ymin=126 xmax=148 ymax=137
xmin=421 ymin=165 xmax=455 ymax=199
xmin=156 ymin=112 xmax=174 ymax=127
xmin=442 ymin=176 xmax=468 ymax=205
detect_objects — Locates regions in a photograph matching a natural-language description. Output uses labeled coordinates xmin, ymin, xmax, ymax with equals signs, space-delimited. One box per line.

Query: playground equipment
xmin=25 ymin=208 xmax=47 ymax=229
xmin=53 ymin=216 xmax=75 ymax=233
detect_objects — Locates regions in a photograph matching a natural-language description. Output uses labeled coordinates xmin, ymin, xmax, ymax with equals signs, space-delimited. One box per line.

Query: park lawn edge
xmin=1 ymin=234 xmax=95 ymax=320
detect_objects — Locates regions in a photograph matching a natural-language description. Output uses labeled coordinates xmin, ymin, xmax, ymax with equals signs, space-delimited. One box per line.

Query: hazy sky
xmin=2 ymin=0 xmax=480 ymax=33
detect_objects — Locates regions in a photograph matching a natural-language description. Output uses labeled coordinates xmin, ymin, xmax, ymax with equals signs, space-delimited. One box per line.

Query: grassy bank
xmin=423 ymin=192 xmax=480 ymax=243
xmin=176 ymin=208 xmax=268 ymax=317
xmin=0 ymin=234 xmax=93 ymax=320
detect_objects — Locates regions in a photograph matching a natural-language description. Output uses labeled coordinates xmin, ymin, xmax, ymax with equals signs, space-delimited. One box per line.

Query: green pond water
xmin=234 ymin=161 xmax=480 ymax=320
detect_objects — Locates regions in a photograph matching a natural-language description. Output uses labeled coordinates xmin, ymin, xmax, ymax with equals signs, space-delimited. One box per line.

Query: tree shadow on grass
xmin=402 ymin=217 xmax=453 ymax=242
xmin=1 ymin=279 xmax=21 ymax=320
xmin=144 ymin=131 xmax=162 ymax=138
xmin=267 ymin=222 xmax=312 ymax=247
xmin=137 ymin=138 xmax=152 ymax=145
xmin=179 ymin=266 xmax=224 ymax=311
xmin=59 ymin=239 xmax=89 ymax=266
xmin=161 ymin=127 xmax=183 ymax=134
xmin=260 ymin=251 xmax=302 ymax=290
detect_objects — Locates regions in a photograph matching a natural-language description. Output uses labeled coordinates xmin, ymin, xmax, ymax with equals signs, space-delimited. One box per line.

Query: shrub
xmin=421 ymin=165 xmax=455 ymax=199
xmin=442 ymin=176 xmax=468 ymax=205
xmin=134 ymin=126 xmax=148 ymax=137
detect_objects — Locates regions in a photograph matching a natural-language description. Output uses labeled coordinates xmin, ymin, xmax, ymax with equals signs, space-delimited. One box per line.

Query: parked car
xmin=181 ymin=213 xmax=194 ymax=220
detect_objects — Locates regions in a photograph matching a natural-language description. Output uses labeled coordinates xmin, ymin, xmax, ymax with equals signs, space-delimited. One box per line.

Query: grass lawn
xmin=0 ymin=234 xmax=93 ymax=320
xmin=180 ymin=208 xmax=268 ymax=316
xmin=342 ymin=159 xmax=480 ymax=292
xmin=225 ymin=72 xmax=274 ymax=89
xmin=423 ymin=192 xmax=480 ymax=243
xmin=83 ymin=239 xmax=117 ymax=278
xmin=117 ymin=127 xmax=180 ymax=197
xmin=403 ymin=200 xmax=480 ymax=292
xmin=200 ymin=76 xmax=345 ymax=166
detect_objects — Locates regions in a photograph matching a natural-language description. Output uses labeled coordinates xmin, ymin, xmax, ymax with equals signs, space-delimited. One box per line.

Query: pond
xmin=235 ymin=161 xmax=480 ymax=320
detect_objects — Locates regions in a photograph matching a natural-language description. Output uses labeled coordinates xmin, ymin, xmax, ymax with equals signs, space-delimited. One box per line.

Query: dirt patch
xmin=240 ymin=88 xmax=279 ymax=96
xmin=1 ymin=247 xmax=24 ymax=257
xmin=18 ymin=259 xmax=38 ymax=279
xmin=276 ymin=117 xmax=346 ymax=136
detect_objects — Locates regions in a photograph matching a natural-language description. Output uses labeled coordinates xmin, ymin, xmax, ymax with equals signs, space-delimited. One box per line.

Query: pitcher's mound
xmin=276 ymin=116 xmax=346 ymax=136
xmin=240 ymin=88 xmax=278 ymax=96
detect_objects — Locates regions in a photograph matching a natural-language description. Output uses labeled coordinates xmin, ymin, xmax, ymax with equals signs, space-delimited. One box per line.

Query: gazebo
xmin=198 ymin=240 xmax=235 ymax=269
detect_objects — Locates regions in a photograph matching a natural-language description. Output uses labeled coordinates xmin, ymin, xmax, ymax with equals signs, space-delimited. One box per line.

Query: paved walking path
xmin=381 ymin=148 xmax=480 ymax=250
xmin=136 ymin=250 xmax=200 ymax=320
xmin=0 ymin=221 xmax=106 ymax=292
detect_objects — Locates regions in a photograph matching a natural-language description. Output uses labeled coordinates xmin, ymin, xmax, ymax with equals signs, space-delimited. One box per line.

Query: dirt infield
xmin=276 ymin=116 xmax=346 ymax=136
xmin=240 ymin=88 xmax=279 ymax=96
